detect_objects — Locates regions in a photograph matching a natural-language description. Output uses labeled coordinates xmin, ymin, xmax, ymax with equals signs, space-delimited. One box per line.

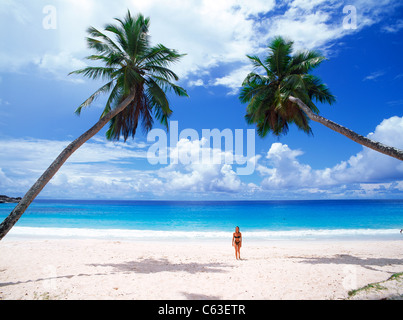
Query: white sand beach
xmin=0 ymin=239 xmax=402 ymax=300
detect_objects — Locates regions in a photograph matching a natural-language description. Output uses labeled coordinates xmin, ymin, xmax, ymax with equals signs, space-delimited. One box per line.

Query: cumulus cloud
xmin=329 ymin=117 xmax=403 ymax=184
xmin=255 ymin=116 xmax=403 ymax=197
xmin=0 ymin=135 xmax=245 ymax=199
xmin=163 ymin=117 xmax=403 ymax=198
xmin=1 ymin=117 xmax=402 ymax=199
xmin=257 ymin=143 xmax=312 ymax=189
xmin=157 ymin=138 xmax=243 ymax=193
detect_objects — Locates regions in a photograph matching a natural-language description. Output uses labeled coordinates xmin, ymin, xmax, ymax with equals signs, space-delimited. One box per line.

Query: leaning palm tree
xmin=0 ymin=11 xmax=188 ymax=240
xmin=240 ymin=36 xmax=403 ymax=161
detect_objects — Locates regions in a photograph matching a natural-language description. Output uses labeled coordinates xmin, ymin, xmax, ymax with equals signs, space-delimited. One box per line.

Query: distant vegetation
xmin=0 ymin=195 xmax=21 ymax=204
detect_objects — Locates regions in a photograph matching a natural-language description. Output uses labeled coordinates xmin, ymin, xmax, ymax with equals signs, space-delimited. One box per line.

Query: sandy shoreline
xmin=0 ymin=239 xmax=402 ymax=300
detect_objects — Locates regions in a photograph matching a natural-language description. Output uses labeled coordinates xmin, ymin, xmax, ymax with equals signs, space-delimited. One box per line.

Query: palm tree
xmin=0 ymin=11 xmax=188 ymax=240
xmin=240 ymin=36 xmax=403 ymax=161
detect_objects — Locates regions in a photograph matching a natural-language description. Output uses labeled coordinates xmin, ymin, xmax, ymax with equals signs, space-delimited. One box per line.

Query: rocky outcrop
xmin=0 ymin=195 xmax=22 ymax=203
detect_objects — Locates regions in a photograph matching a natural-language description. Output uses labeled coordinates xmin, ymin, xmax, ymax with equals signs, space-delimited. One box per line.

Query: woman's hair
xmin=235 ymin=226 xmax=240 ymax=230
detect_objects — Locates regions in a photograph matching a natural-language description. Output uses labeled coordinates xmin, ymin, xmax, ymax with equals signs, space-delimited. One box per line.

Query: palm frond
xmin=142 ymin=45 xmax=186 ymax=70
xmin=288 ymin=50 xmax=326 ymax=74
xmin=74 ymin=80 xmax=114 ymax=115
xmin=246 ymin=55 xmax=272 ymax=77
xmin=150 ymin=76 xmax=188 ymax=97
xmin=266 ymin=36 xmax=293 ymax=77
xmin=86 ymin=26 xmax=124 ymax=55
xmin=69 ymin=66 xmax=117 ymax=81
xmin=85 ymin=53 xmax=125 ymax=67
xmin=114 ymin=12 xmax=150 ymax=60
xmin=302 ymin=74 xmax=336 ymax=105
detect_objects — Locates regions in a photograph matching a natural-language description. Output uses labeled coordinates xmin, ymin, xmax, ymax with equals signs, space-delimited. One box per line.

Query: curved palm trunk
xmin=0 ymin=93 xmax=135 ymax=241
xmin=289 ymin=96 xmax=403 ymax=161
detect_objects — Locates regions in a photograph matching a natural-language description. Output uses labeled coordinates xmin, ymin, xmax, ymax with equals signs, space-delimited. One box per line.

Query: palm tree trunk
xmin=288 ymin=96 xmax=403 ymax=161
xmin=0 ymin=93 xmax=135 ymax=241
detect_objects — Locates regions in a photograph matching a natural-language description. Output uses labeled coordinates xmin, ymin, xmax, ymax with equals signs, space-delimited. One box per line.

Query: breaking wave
xmin=7 ymin=227 xmax=402 ymax=241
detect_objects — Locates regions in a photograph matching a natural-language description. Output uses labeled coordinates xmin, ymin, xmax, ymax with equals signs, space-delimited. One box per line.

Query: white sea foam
xmin=6 ymin=227 xmax=401 ymax=241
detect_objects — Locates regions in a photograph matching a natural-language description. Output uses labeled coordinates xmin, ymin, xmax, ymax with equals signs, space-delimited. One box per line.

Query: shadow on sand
xmin=293 ymin=254 xmax=403 ymax=272
xmin=88 ymin=257 xmax=230 ymax=274
xmin=0 ymin=258 xmax=230 ymax=290
xmin=181 ymin=292 xmax=222 ymax=300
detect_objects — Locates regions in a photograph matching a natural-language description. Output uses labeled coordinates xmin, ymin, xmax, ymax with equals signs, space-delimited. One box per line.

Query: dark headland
xmin=0 ymin=195 xmax=22 ymax=203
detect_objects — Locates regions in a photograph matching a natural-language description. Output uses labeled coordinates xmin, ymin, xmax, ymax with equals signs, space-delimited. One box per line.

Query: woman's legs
xmin=234 ymin=243 xmax=241 ymax=259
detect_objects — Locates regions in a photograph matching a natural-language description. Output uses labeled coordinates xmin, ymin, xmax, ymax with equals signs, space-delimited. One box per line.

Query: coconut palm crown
xmin=240 ymin=36 xmax=403 ymax=161
xmin=70 ymin=10 xmax=188 ymax=141
xmin=240 ymin=36 xmax=335 ymax=137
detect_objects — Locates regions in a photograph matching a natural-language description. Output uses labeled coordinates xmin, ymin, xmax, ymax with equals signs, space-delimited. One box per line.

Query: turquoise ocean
xmin=1 ymin=200 xmax=403 ymax=241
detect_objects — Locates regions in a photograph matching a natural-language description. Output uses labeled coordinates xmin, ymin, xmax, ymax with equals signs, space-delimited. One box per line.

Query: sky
xmin=0 ymin=0 xmax=403 ymax=200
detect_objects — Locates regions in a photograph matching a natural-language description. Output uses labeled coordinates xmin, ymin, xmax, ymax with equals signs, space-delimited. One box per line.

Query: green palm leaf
xmin=70 ymin=10 xmax=188 ymax=141
xmin=240 ymin=36 xmax=335 ymax=137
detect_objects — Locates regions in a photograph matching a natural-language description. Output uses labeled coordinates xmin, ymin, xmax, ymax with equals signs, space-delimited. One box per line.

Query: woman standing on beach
xmin=232 ymin=226 xmax=242 ymax=260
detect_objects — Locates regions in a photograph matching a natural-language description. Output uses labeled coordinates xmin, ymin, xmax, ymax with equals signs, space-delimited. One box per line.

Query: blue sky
xmin=0 ymin=0 xmax=402 ymax=200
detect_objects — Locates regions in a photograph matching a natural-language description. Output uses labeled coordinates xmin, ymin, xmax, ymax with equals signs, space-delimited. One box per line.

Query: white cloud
xmin=157 ymin=138 xmax=244 ymax=193
xmin=0 ymin=135 xmax=244 ymax=199
xmin=0 ymin=0 xmax=400 ymax=91
xmin=257 ymin=143 xmax=313 ymax=189
xmin=45 ymin=163 xmax=162 ymax=199
xmin=387 ymin=99 xmax=403 ymax=107
xmin=264 ymin=7 xmax=343 ymax=52
xmin=363 ymin=70 xmax=385 ymax=81
xmin=205 ymin=0 xmax=400 ymax=92
xmin=212 ymin=64 xmax=252 ymax=95
xmin=135 ymin=0 xmax=275 ymax=81
xmin=188 ymin=79 xmax=205 ymax=87
xmin=382 ymin=19 xmax=403 ymax=33
xmin=0 ymin=137 xmax=155 ymax=199
xmin=1 ymin=116 xmax=402 ymax=199
xmin=34 ymin=52 xmax=87 ymax=83
xmin=255 ymin=116 xmax=403 ymax=197
xmin=0 ymin=0 xmax=32 ymax=25
xmin=0 ymin=137 xmax=149 ymax=197
xmin=0 ymin=168 xmax=14 ymax=189
xmin=330 ymin=116 xmax=403 ymax=183
xmin=0 ymin=0 xmax=272 ymax=83
xmin=257 ymin=0 xmax=400 ymax=54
